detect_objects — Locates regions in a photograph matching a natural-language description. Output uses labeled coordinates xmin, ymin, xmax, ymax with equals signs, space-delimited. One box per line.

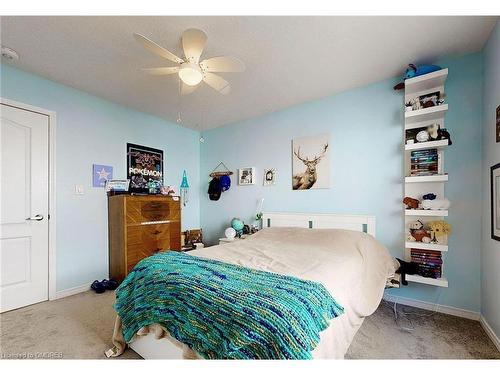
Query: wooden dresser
xmin=108 ymin=195 xmax=181 ymax=282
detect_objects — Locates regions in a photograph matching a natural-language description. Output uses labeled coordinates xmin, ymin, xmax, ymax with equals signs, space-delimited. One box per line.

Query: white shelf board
xmin=404 ymin=104 xmax=448 ymax=125
xmin=405 ymin=139 xmax=449 ymax=151
xmin=406 ymin=274 xmax=448 ymax=287
xmin=404 ymin=68 xmax=448 ymax=96
xmin=405 ymin=242 xmax=448 ymax=252
xmin=405 ymin=209 xmax=448 ymax=217
xmin=405 ymin=175 xmax=448 ymax=183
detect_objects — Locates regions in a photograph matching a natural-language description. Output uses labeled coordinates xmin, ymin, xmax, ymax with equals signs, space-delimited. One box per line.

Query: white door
xmin=0 ymin=103 xmax=49 ymax=312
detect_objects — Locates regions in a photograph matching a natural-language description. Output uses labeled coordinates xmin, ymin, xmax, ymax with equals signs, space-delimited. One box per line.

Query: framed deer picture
xmin=292 ymin=134 xmax=330 ymax=190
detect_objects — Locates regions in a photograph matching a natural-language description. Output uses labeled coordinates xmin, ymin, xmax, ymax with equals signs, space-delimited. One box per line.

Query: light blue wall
xmin=200 ymin=53 xmax=483 ymax=313
xmin=0 ymin=64 xmax=201 ymax=292
xmin=481 ymin=20 xmax=500 ymax=338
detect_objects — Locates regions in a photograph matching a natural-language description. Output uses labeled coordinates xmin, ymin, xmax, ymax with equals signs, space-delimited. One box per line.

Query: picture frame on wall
xmin=292 ymin=133 xmax=330 ymax=190
xmin=496 ymin=105 xmax=500 ymax=143
xmin=127 ymin=143 xmax=164 ymax=194
xmin=491 ymin=162 xmax=500 ymax=241
xmin=238 ymin=167 xmax=255 ymax=185
xmin=263 ymin=168 xmax=276 ymax=186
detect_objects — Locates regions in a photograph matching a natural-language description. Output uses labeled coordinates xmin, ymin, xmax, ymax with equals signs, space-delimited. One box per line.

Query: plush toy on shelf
xmin=421 ymin=198 xmax=450 ymax=210
xmin=403 ymin=196 xmax=420 ymax=209
xmin=426 ymin=220 xmax=452 ymax=244
xmin=408 ymin=220 xmax=432 ymax=243
xmin=394 ymin=64 xmax=442 ymax=90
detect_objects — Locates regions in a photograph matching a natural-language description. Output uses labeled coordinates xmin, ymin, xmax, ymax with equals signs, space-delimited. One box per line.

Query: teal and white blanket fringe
xmin=114 ymin=251 xmax=344 ymax=359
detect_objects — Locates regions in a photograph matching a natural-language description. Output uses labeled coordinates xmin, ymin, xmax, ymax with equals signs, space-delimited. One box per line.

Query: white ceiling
xmin=1 ymin=16 xmax=497 ymax=130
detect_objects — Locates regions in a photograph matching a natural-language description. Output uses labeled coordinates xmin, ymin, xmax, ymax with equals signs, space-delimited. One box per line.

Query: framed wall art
xmin=238 ymin=167 xmax=255 ymax=185
xmin=491 ymin=162 xmax=500 ymax=241
xmin=292 ymin=133 xmax=330 ymax=190
xmin=92 ymin=164 xmax=113 ymax=187
xmin=127 ymin=143 xmax=164 ymax=194
xmin=496 ymin=105 xmax=500 ymax=143
xmin=263 ymin=168 xmax=276 ymax=186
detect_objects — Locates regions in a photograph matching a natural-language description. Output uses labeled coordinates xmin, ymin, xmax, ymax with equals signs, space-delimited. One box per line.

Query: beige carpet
xmin=0 ymin=291 xmax=498 ymax=359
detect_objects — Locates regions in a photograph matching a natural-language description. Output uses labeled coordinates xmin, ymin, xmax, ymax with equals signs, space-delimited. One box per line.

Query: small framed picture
xmin=491 ymin=163 xmax=500 ymax=241
xmin=238 ymin=167 xmax=255 ymax=185
xmin=263 ymin=169 xmax=276 ymax=186
xmin=419 ymin=91 xmax=440 ymax=108
xmin=496 ymin=105 xmax=500 ymax=143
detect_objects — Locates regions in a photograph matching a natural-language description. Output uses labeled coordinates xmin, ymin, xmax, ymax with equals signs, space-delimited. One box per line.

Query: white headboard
xmin=261 ymin=212 xmax=376 ymax=237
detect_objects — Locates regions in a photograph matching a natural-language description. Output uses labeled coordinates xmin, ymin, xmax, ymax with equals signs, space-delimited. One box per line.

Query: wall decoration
xmin=93 ymin=164 xmax=113 ymax=187
xmin=496 ymin=105 xmax=500 ymax=143
xmin=238 ymin=167 xmax=255 ymax=185
xmin=126 ymin=143 xmax=164 ymax=194
xmin=491 ymin=163 xmax=500 ymax=241
xmin=292 ymin=134 xmax=330 ymax=190
xmin=263 ymin=168 xmax=276 ymax=186
xmin=180 ymin=170 xmax=190 ymax=207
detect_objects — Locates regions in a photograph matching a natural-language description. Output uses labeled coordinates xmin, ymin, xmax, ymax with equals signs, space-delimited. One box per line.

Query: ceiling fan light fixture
xmin=179 ymin=63 xmax=203 ymax=86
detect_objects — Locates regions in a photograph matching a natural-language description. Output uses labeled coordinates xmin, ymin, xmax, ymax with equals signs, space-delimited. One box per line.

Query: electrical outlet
xmin=74 ymin=185 xmax=85 ymax=195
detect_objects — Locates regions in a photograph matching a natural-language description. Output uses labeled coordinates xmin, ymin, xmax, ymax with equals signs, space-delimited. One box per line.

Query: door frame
xmin=1 ymin=97 xmax=57 ymax=301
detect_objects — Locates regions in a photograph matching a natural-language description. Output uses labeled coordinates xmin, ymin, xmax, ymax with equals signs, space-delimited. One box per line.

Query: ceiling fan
xmin=134 ymin=28 xmax=245 ymax=95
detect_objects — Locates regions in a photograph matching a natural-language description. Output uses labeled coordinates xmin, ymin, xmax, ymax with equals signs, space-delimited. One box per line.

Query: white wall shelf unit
xmin=405 ymin=274 xmax=449 ymax=287
xmin=404 ymin=139 xmax=449 ymax=151
xmin=405 ymin=209 xmax=448 ymax=217
xmin=405 ymin=242 xmax=448 ymax=252
xmin=403 ymin=68 xmax=450 ymax=288
xmin=404 ymin=68 xmax=448 ymax=96
xmin=404 ymin=104 xmax=448 ymax=125
xmin=405 ymin=175 xmax=448 ymax=183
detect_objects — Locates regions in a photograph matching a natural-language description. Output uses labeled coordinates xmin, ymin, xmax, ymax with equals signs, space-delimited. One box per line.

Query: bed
xmin=108 ymin=212 xmax=396 ymax=359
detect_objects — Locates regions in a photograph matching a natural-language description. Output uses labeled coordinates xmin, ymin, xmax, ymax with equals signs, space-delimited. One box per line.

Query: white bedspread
xmin=114 ymin=227 xmax=396 ymax=359
xmin=189 ymin=227 xmax=396 ymax=358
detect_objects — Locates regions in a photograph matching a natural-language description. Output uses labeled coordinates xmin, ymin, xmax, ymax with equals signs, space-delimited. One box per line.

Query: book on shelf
xmin=410 ymin=148 xmax=440 ymax=176
xmin=410 ymin=249 xmax=443 ymax=279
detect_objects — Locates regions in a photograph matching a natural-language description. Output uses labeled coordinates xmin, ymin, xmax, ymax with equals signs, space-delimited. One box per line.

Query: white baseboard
xmin=53 ymin=283 xmax=91 ymax=300
xmin=383 ymin=293 xmax=480 ymax=321
xmin=480 ymin=315 xmax=500 ymax=352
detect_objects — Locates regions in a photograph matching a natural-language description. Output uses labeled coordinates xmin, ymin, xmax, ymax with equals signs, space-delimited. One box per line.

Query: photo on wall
xmin=238 ymin=167 xmax=255 ymax=185
xmin=263 ymin=168 xmax=276 ymax=186
xmin=127 ymin=143 xmax=164 ymax=194
xmin=496 ymin=105 xmax=500 ymax=143
xmin=292 ymin=133 xmax=330 ymax=190
xmin=491 ymin=162 xmax=500 ymax=241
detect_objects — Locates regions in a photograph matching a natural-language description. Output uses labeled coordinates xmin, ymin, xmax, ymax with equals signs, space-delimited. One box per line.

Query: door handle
xmin=26 ymin=214 xmax=44 ymax=221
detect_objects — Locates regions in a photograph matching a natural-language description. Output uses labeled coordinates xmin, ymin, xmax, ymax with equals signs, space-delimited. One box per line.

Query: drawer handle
xmin=152 ymin=230 xmax=162 ymax=235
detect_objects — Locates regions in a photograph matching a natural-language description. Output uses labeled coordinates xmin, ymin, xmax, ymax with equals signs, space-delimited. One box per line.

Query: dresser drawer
xmin=126 ymin=224 xmax=172 ymax=272
xmin=126 ymin=198 xmax=180 ymax=224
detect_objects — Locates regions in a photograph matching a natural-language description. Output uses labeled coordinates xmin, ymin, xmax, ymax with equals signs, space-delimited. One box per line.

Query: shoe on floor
xmin=101 ymin=279 xmax=119 ymax=290
xmin=91 ymin=280 xmax=106 ymax=294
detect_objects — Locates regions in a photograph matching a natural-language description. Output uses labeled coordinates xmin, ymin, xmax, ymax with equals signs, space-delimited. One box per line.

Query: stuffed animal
xmin=408 ymin=220 xmax=431 ymax=242
xmin=421 ymin=198 xmax=450 ymax=210
xmin=426 ymin=220 xmax=452 ymax=244
xmin=409 ymin=220 xmax=424 ymax=230
xmin=422 ymin=193 xmax=437 ymax=200
xmin=394 ymin=64 xmax=442 ymax=90
xmin=403 ymin=196 xmax=420 ymax=209
xmin=425 ymin=124 xmax=453 ymax=145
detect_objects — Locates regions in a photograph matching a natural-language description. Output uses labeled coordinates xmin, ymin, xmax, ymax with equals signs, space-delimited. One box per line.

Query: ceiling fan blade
xmin=133 ymin=33 xmax=184 ymax=64
xmin=200 ymin=56 xmax=246 ymax=73
xmin=203 ymin=72 xmax=231 ymax=95
xmin=181 ymin=82 xmax=198 ymax=96
xmin=182 ymin=28 xmax=207 ymax=63
xmin=141 ymin=66 xmax=180 ymax=75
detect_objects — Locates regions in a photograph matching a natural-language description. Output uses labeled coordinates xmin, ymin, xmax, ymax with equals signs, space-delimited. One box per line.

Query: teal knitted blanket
xmin=114 ymin=251 xmax=344 ymax=359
